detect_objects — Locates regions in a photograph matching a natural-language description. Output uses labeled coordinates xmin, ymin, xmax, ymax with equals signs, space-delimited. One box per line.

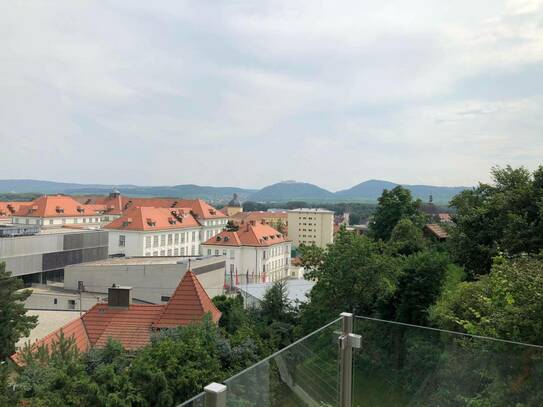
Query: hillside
xmin=248 ymin=181 xmax=335 ymax=202
xmin=336 ymin=180 xmax=468 ymax=203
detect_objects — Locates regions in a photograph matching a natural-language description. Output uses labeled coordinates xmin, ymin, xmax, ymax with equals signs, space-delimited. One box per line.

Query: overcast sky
xmin=1 ymin=1 xmax=542 ymax=190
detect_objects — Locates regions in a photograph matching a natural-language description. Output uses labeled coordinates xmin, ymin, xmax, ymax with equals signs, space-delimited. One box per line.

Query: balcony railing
xmin=178 ymin=313 xmax=543 ymax=407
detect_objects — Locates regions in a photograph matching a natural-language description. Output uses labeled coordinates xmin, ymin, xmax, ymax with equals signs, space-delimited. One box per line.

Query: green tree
xmin=448 ymin=165 xmax=543 ymax=277
xmin=369 ymin=186 xmax=425 ymax=241
xmin=300 ymin=229 xmax=401 ymax=332
xmin=388 ymin=218 xmax=426 ymax=256
xmin=224 ymin=220 xmax=239 ymax=232
xmin=0 ymin=262 xmax=37 ymax=360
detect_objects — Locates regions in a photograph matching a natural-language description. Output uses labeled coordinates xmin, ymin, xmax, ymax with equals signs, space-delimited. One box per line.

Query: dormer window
xmin=168 ymin=217 xmax=176 ymax=225
xmin=77 ymin=206 xmax=85 ymax=213
xmin=146 ymin=218 xmax=156 ymax=227
xmin=56 ymin=206 xmax=64 ymax=213
xmin=216 ymin=236 xmax=222 ymax=241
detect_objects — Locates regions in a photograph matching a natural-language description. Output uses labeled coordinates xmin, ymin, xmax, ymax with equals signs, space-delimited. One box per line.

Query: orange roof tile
xmin=11 ymin=317 xmax=89 ymax=366
xmin=103 ymin=206 xmax=200 ymax=231
xmin=425 ymin=223 xmax=448 ymax=240
xmin=203 ymin=222 xmax=289 ymax=247
xmin=0 ymin=201 xmax=23 ymax=217
xmin=12 ymin=195 xmax=105 ymax=218
xmin=155 ymin=270 xmax=221 ymax=328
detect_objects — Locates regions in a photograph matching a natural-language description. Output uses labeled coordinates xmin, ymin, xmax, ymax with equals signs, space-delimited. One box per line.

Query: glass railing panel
xmin=353 ymin=316 xmax=543 ymax=407
xmin=224 ymin=317 xmax=341 ymax=406
xmin=177 ymin=392 xmax=204 ymax=407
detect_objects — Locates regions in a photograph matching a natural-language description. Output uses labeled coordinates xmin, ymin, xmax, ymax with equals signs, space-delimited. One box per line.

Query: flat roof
xmin=236 ymin=279 xmax=315 ymax=303
xmin=72 ymin=255 xmax=224 ymax=267
xmin=288 ymin=208 xmax=334 ymax=214
xmin=16 ymin=310 xmax=81 ymax=348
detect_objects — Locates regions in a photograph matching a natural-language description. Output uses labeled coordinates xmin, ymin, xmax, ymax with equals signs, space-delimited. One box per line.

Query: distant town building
xmin=201 ymin=221 xmax=291 ymax=285
xmin=237 ymin=279 xmax=315 ymax=309
xmin=64 ymin=255 xmax=225 ymax=304
xmin=424 ymin=223 xmax=448 ymax=241
xmin=103 ymin=207 xmax=203 ymax=257
xmin=287 ymin=208 xmax=334 ymax=248
xmin=11 ymin=270 xmax=221 ymax=364
xmin=224 ymin=193 xmax=243 ymax=217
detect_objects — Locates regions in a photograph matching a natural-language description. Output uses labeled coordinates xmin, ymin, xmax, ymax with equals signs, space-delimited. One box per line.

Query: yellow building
xmin=287 ymin=208 xmax=334 ymax=248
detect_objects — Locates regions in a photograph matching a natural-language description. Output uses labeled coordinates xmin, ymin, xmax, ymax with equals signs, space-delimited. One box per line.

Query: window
xmin=208 ymin=249 xmax=212 ymax=255
xmin=145 ymin=236 xmax=152 ymax=248
xmin=153 ymin=251 xmax=158 ymax=256
xmin=230 ymin=264 xmax=234 ymax=273
xmin=53 ymin=298 xmax=58 ymax=305
xmin=222 ymin=250 xmax=227 ymax=256
xmin=215 ymin=249 xmax=219 ymax=255
xmin=153 ymin=235 xmax=159 ymax=246
xmin=119 ymin=235 xmax=126 ymax=247
xmin=191 ymin=231 xmax=196 ymax=241
xmin=229 ymin=250 xmax=235 ymax=259
xmin=161 ymin=296 xmax=170 ymax=302
xmin=191 ymin=245 xmax=195 ymax=255
xmin=67 ymin=300 xmax=76 ymax=310
xmin=160 ymin=235 xmax=166 ymax=246
xmin=180 ymin=233 xmax=185 ymax=243
xmin=160 ymin=249 xmax=165 ymax=256
xmin=262 ymin=251 xmax=266 ymax=259
xmin=174 ymin=233 xmax=179 ymax=244
xmin=168 ymin=234 xmax=173 ymax=245
xmin=174 ymin=248 xmax=179 ymax=255
xmin=49 ymin=219 xmax=53 ymax=225
xmin=62 ymin=218 xmax=66 ymax=224
xmin=167 ymin=249 xmax=172 ymax=256
xmin=74 ymin=218 xmax=78 ymax=224
xmin=180 ymin=247 xmax=185 ymax=256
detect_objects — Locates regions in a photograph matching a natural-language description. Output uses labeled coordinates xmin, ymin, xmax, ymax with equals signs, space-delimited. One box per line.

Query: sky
xmin=1 ymin=0 xmax=542 ymax=191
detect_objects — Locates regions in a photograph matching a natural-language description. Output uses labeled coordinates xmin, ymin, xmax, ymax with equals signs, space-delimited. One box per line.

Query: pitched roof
xmin=77 ymin=195 xmax=226 ymax=219
xmin=12 ymin=195 xmax=105 ymax=218
xmin=11 ymin=317 xmax=90 ymax=365
xmin=11 ymin=271 xmax=221 ymax=364
xmin=155 ymin=271 xmax=221 ymax=328
xmin=203 ymin=222 xmax=289 ymax=247
xmin=231 ymin=211 xmax=287 ymax=223
xmin=425 ymin=223 xmax=448 ymax=240
xmin=0 ymin=202 xmax=23 ymax=217
xmin=103 ymin=206 xmax=200 ymax=231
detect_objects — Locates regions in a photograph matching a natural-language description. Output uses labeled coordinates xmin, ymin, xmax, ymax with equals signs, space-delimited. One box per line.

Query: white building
xmin=287 ymin=208 xmax=334 ymax=248
xmin=201 ymin=221 xmax=291 ymax=285
xmin=11 ymin=195 xmax=105 ymax=227
xmin=104 ymin=206 xmax=203 ymax=257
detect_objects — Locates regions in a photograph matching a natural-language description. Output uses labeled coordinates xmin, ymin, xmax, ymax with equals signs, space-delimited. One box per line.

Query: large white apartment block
xmin=104 ymin=207 xmax=203 ymax=257
xmin=287 ymin=208 xmax=334 ymax=248
xmin=201 ymin=221 xmax=291 ymax=284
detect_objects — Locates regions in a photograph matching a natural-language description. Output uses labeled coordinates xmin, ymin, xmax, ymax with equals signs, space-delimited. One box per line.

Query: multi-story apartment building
xmin=287 ymin=208 xmax=334 ymax=248
xmin=104 ymin=207 xmax=203 ymax=257
xmin=201 ymin=221 xmax=291 ymax=284
xmin=11 ymin=195 xmax=105 ymax=227
xmin=231 ymin=210 xmax=288 ymax=235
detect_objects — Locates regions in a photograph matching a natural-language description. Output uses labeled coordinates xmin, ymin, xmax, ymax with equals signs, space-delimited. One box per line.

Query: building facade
xmin=287 ymin=208 xmax=334 ymax=248
xmin=231 ymin=210 xmax=288 ymax=235
xmin=201 ymin=221 xmax=291 ymax=284
xmin=0 ymin=226 xmax=109 ymax=284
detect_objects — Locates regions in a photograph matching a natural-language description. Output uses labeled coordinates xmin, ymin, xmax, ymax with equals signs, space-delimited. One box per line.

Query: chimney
xmin=108 ymin=284 xmax=132 ymax=308
xmin=249 ymin=220 xmax=256 ymax=226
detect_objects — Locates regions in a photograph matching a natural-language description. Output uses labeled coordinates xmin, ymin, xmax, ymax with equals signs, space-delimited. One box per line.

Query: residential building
xmin=64 ymin=255 xmax=226 ymax=304
xmin=11 ymin=195 xmax=106 ymax=227
xmin=11 ymin=270 xmax=221 ymax=363
xmin=231 ymin=210 xmax=288 ymax=235
xmin=224 ymin=193 xmax=243 ymax=217
xmin=0 ymin=225 xmax=108 ymax=284
xmin=425 ymin=223 xmax=448 ymax=241
xmin=103 ymin=206 xmax=203 ymax=257
xmin=201 ymin=221 xmax=291 ymax=284
xmin=0 ymin=202 xmax=23 ymax=224
xmin=287 ymin=208 xmax=334 ymax=248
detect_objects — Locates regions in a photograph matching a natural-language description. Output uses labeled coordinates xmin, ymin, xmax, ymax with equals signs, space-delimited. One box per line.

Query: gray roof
xmin=236 ymin=279 xmax=315 ymax=303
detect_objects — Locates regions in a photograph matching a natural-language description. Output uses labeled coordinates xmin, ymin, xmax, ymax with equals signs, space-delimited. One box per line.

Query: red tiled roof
xmin=0 ymin=202 xmax=23 ymax=217
xmin=425 ymin=223 xmax=448 ymax=240
xmin=82 ymin=304 xmax=164 ymax=350
xmin=231 ymin=211 xmax=288 ymax=222
xmin=203 ymin=222 xmax=289 ymax=247
xmin=77 ymin=195 xmax=226 ymax=219
xmin=11 ymin=271 xmax=221 ymax=364
xmin=155 ymin=271 xmax=221 ymax=328
xmin=103 ymin=206 xmax=200 ymax=231
xmin=12 ymin=195 xmax=105 ymax=218
xmin=438 ymin=213 xmax=452 ymax=223
xmin=11 ymin=317 xmax=89 ymax=366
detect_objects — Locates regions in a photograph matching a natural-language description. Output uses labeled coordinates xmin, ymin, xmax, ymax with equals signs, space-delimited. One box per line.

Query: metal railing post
xmin=204 ymin=382 xmax=227 ymax=407
xmin=339 ymin=312 xmax=361 ymax=407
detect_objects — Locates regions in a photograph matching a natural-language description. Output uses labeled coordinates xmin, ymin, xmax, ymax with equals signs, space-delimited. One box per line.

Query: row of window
xmin=144 ymin=231 xmax=198 ymax=248
xmin=13 ymin=216 xmax=101 ymax=225
xmin=145 ymin=246 xmax=197 ymax=257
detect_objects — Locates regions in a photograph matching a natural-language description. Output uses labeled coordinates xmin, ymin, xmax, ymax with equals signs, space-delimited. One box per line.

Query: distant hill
xmin=336 ymin=179 xmax=468 ymax=203
xmin=0 ymin=179 xmax=469 ymax=204
xmin=248 ymin=181 xmax=335 ymax=202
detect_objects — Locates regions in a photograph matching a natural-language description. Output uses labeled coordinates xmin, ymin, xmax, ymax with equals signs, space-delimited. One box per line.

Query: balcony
xmin=178 ymin=313 xmax=543 ymax=406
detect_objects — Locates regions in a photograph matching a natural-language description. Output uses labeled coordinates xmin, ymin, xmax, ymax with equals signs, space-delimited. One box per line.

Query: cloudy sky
xmin=1 ymin=0 xmax=542 ymax=190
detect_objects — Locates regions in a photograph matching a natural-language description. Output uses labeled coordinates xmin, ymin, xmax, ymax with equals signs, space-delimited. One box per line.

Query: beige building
xmin=287 ymin=208 xmax=334 ymax=248
xmin=224 ymin=193 xmax=243 ymax=217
